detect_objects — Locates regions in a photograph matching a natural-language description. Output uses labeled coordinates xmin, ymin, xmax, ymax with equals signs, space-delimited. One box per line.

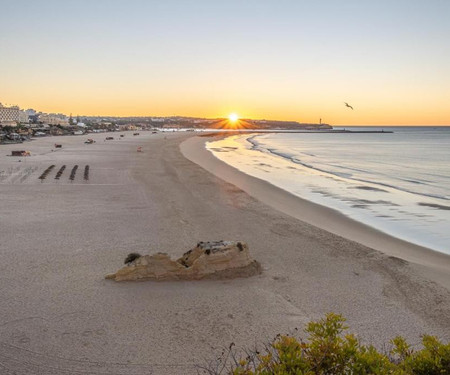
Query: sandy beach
xmin=1 ymin=132 xmax=449 ymax=374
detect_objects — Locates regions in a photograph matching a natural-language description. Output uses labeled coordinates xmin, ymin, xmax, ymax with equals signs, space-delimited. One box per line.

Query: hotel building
xmin=0 ymin=103 xmax=20 ymax=125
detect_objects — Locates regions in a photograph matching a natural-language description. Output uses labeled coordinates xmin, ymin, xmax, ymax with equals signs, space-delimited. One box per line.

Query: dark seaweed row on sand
xmin=38 ymin=165 xmax=55 ymax=180
xmin=55 ymin=165 xmax=66 ymax=179
xmin=69 ymin=165 xmax=78 ymax=181
xmin=38 ymin=165 xmax=90 ymax=181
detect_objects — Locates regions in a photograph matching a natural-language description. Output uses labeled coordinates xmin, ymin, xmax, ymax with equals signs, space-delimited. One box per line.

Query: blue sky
xmin=1 ymin=0 xmax=449 ymax=124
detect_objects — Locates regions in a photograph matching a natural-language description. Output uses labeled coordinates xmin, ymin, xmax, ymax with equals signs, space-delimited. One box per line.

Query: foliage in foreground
xmin=198 ymin=313 xmax=450 ymax=375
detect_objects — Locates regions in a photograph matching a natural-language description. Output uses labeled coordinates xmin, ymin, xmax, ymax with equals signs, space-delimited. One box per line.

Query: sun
xmin=228 ymin=113 xmax=239 ymax=123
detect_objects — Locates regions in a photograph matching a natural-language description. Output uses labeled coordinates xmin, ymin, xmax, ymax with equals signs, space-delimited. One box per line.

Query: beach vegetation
xmin=199 ymin=313 xmax=450 ymax=374
xmin=124 ymin=252 xmax=142 ymax=265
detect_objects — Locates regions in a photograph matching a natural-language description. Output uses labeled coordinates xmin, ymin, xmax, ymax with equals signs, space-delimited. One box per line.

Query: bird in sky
xmin=344 ymin=102 xmax=354 ymax=110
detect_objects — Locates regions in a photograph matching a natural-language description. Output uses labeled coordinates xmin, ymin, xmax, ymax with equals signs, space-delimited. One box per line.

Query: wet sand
xmin=0 ymin=132 xmax=449 ymax=374
xmin=181 ymin=135 xmax=450 ymax=290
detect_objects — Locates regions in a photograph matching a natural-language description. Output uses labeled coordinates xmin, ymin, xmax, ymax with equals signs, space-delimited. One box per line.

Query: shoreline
xmin=2 ymin=132 xmax=450 ymax=374
xmin=181 ymin=134 xmax=450 ymax=290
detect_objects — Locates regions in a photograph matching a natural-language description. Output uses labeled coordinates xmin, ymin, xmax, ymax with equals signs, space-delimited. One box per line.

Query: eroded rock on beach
xmin=105 ymin=241 xmax=261 ymax=281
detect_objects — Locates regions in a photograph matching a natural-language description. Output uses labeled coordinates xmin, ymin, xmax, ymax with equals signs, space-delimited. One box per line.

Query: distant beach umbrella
xmin=344 ymin=102 xmax=354 ymax=110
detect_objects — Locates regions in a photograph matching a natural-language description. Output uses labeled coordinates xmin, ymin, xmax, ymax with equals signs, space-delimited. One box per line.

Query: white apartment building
xmin=0 ymin=103 xmax=32 ymax=125
xmin=19 ymin=111 xmax=29 ymax=123
xmin=0 ymin=103 xmax=20 ymax=125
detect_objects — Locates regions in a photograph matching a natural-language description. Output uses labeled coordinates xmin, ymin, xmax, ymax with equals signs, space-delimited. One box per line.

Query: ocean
xmin=206 ymin=127 xmax=450 ymax=255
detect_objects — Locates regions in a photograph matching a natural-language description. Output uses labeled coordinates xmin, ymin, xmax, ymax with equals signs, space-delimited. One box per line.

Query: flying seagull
xmin=344 ymin=102 xmax=354 ymax=110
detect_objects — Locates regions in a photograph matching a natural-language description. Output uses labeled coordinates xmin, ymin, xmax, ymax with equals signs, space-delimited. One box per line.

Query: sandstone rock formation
xmin=105 ymin=241 xmax=261 ymax=281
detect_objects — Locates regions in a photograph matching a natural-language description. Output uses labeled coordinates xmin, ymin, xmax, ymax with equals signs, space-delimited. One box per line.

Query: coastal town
xmin=0 ymin=102 xmax=332 ymax=144
xmin=2 ymin=0 xmax=450 ymax=372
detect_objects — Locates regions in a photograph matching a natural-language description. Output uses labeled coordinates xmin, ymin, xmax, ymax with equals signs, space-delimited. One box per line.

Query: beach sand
xmin=1 ymin=132 xmax=449 ymax=374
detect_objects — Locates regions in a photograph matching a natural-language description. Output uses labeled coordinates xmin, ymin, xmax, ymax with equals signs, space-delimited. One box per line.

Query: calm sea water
xmin=206 ymin=127 xmax=450 ymax=255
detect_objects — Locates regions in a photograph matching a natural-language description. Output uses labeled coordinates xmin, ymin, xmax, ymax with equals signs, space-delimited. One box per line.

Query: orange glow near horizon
xmin=208 ymin=118 xmax=258 ymax=130
xmin=2 ymin=91 xmax=448 ymax=126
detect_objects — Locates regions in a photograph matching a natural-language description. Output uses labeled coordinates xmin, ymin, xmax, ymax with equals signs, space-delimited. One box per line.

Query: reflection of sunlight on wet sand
xmin=214 ymin=135 xmax=242 ymax=149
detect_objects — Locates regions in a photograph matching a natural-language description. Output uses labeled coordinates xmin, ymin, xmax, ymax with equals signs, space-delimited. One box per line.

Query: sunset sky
xmin=1 ymin=0 xmax=449 ymax=125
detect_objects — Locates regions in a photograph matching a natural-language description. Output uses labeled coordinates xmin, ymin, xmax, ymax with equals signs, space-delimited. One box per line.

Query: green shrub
xmin=124 ymin=252 xmax=142 ymax=265
xmin=198 ymin=313 xmax=450 ymax=375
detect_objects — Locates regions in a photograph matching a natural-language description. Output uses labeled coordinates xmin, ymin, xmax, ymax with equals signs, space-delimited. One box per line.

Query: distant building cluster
xmin=0 ymin=103 xmax=24 ymax=126
xmin=0 ymin=102 xmax=69 ymax=127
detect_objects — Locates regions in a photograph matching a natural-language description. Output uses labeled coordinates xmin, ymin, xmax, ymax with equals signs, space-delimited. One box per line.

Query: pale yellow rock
xmin=106 ymin=241 xmax=261 ymax=281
